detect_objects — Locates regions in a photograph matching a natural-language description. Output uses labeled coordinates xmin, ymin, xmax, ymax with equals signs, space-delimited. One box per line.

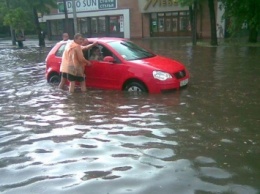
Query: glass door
xmin=165 ymin=17 xmax=171 ymax=32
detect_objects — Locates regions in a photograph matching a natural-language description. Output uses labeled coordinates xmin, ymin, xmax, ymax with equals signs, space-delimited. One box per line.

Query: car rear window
xmin=55 ymin=44 xmax=66 ymax=57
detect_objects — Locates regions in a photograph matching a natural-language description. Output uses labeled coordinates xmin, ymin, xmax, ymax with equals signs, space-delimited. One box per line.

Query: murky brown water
xmin=0 ymin=38 xmax=259 ymax=194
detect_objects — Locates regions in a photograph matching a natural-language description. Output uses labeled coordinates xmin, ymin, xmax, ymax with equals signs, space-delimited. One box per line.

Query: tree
xmin=3 ymin=7 xmax=30 ymax=48
xmin=24 ymin=0 xmax=57 ymax=46
xmin=220 ymin=0 xmax=260 ymax=43
xmin=0 ymin=0 xmax=20 ymax=45
xmin=208 ymin=0 xmax=217 ymax=45
xmin=3 ymin=8 xmax=30 ymax=33
xmin=0 ymin=0 xmax=56 ymax=46
xmin=178 ymin=0 xmax=218 ymax=46
xmin=179 ymin=0 xmax=197 ymax=45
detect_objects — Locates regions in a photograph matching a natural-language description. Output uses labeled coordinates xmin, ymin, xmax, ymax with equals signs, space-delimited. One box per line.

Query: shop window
xmin=151 ymin=13 xmax=157 ymax=32
xmin=79 ymin=18 xmax=88 ymax=34
xmin=110 ymin=16 xmax=120 ymax=32
xmin=172 ymin=18 xmax=178 ymax=32
xmin=98 ymin=17 xmax=106 ymax=33
xmin=172 ymin=12 xmax=178 ymax=16
xmin=50 ymin=20 xmax=63 ymax=36
xmin=91 ymin=18 xmax=98 ymax=33
xmin=158 ymin=17 xmax=164 ymax=32
xmin=179 ymin=11 xmax=188 ymax=15
xmin=165 ymin=18 xmax=171 ymax=32
xmin=179 ymin=16 xmax=189 ymax=31
xmin=158 ymin=13 xmax=164 ymax=17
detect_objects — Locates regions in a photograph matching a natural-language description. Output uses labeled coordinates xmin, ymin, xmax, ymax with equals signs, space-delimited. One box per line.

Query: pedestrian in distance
xmin=60 ymin=32 xmax=70 ymax=42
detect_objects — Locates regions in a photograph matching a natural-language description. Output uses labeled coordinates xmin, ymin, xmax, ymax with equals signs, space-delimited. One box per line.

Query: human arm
xmin=81 ymin=41 xmax=98 ymax=50
xmin=75 ymin=46 xmax=91 ymax=66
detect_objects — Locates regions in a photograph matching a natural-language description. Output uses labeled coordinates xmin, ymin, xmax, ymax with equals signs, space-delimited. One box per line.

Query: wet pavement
xmin=0 ymin=37 xmax=259 ymax=194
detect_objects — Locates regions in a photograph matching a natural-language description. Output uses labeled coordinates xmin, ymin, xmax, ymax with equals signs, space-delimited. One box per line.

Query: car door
xmin=85 ymin=45 xmax=127 ymax=90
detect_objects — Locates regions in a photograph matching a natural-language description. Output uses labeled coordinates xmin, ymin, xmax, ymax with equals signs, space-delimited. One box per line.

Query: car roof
xmin=87 ymin=37 xmax=128 ymax=43
xmin=54 ymin=37 xmax=128 ymax=48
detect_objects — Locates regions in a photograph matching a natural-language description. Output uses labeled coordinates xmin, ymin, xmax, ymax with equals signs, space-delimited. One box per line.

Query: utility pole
xmin=192 ymin=0 xmax=197 ymax=46
xmin=62 ymin=0 xmax=69 ymax=33
xmin=72 ymin=0 xmax=78 ymax=33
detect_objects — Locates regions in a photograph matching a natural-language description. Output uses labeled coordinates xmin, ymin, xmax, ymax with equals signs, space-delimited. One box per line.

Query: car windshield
xmin=107 ymin=40 xmax=155 ymax=61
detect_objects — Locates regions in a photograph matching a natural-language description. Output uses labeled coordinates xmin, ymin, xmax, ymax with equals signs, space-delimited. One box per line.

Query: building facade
xmin=40 ymin=0 xmax=224 ymax=40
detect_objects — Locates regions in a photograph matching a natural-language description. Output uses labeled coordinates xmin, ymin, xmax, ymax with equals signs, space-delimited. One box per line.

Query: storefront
xmin=41 ymin=0 xmax=130 ymax=40
xmin=138 ymin=0 xmax=191 ymax=37
xmin=40 ymin=0 xmax=197 ymax=40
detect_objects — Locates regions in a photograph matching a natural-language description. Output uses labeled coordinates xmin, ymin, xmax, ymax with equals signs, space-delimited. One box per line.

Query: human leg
xmin=80 ymin=81 xmax=86 ymax=92
xmin=69 ymin=81 xmax=76 ymax=93
xmin=58 ymin=77 xmax=66 ymax=89
xmin=58 ymin=72 xmax=68 ymax=89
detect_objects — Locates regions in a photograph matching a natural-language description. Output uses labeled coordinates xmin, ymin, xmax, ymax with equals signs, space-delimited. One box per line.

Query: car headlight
xmin=153 ymin=71 xmax=172 ymax=81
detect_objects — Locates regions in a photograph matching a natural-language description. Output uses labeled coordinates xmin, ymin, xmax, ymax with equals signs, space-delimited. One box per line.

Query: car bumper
xmin=148 ymin=77 xmax=189 ymax=94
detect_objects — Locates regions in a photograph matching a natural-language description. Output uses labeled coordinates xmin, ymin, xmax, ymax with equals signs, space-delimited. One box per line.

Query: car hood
xmin=131 ymin=55 xmax=185 ymax=72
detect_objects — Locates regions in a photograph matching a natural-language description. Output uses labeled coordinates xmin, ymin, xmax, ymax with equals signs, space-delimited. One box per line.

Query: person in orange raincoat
xmin=59 ymin=33 xmax=91 ymax=93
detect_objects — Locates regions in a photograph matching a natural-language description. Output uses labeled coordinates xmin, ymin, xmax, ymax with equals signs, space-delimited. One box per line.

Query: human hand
xmin=87 ymin=61 xmax=92 ymax=66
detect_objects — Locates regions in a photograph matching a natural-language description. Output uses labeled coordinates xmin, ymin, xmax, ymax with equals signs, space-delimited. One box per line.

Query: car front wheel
xmin=124 ymin=81 xmax=148 ymax=93
xmin=48 ymin=74 xmax=60 ymax=84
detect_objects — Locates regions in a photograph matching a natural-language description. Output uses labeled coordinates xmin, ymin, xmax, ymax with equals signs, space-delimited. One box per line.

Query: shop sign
xmin=138 ymin=0 xmax=187 ymax=13
xmin=144 ymin=0 xmax=178 ymax=10
xmin=58 ymin=0 xmax=117 ymax=13
xmin=119 ymin=16 xmax=124 ymax=32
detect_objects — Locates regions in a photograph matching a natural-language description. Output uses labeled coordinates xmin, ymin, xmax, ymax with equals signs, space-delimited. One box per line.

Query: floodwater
xmin=0 ymin=38 xmax=259 ymax=194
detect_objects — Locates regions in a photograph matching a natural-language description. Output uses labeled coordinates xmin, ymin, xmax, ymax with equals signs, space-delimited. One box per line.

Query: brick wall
xmin=118 ymin=0 xmax=143 ymax=38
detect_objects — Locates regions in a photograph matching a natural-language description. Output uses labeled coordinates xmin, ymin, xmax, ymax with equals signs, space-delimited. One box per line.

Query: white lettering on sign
xmin=64 ymin=0 xmax=116 ymax=12
xmin=66 ymin=0 xmax=98 ymax=12
xmin=100 ymin=0 xmax=115 ymax=3
xmin=99 ymin=4 xmax=114 ymax=8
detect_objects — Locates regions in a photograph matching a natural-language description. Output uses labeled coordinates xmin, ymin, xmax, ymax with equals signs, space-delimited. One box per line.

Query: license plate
xmin=180 ymin=78 xmax=189 ymax=87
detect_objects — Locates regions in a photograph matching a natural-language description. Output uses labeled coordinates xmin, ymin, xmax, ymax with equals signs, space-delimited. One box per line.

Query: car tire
xmin=124 ymin=81 xmax=148 ymax=93
xmin=48 ymin=74 xmax=60 ymax=84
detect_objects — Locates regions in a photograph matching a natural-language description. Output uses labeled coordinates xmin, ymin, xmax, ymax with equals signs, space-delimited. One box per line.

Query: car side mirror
xmin=103 ymin=56 xmax=115 ymax=63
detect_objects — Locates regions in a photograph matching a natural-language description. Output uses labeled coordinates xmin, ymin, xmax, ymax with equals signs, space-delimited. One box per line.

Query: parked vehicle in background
xmin=45 ymin=37 xmax=189 ymax=94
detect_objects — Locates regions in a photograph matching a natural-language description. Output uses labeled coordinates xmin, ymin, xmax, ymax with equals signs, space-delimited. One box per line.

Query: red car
xmin=45 ymin=37 xmax=189 ymax=94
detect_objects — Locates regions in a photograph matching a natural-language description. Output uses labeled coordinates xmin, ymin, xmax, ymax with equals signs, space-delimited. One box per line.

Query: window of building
xmin=151 ymin=13 xmax=157 ymax=32
xmin=98 ymin=17 xmax=106 ymax=33
xmin=110 ymin=16 xmax=120 ymax=32
xmin=158 ymin=13 xmax=165 ymax=32
xmin=91 ymin=18 xmax=98 ymax=33
xmin=50 ymin=20 xmax=63 ymax=36
xmin=150 ymin=11 xmax=190 ymax=36
xmin=79 ymin=18 xmax=88 ymax=34
xmin=179 ymin=11 xmax=190 ymax=31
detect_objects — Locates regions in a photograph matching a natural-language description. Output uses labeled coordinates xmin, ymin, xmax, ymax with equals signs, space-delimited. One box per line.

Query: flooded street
xmin=0 ymin=38 xmax=259 ymax=194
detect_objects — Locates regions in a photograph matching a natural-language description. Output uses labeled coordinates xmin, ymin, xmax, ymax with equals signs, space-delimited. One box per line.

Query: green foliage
xmin=3 ymin=8 xmax=30 ymax=32
xmin=0 ymin=0 xmax=57 ymax=36
xmin=220 ymin=0 xmax=260 ymax=42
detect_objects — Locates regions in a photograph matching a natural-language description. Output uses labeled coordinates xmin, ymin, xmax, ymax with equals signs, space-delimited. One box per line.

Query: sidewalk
xmin=0 ymin=38 xmax=57 ymax=49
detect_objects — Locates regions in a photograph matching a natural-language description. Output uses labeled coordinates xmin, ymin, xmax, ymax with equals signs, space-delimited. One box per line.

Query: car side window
xmin=83 ymin=49 xmax=89 ymax=60
xmin=55 ymin=44 xmax=66 ymax=57
xmin=99 ymin=45 xmax=120 ymax=63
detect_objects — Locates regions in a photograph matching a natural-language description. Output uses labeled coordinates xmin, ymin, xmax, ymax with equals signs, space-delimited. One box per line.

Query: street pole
xmin=192 ymin=0 xmax=197 ymax=46
xmin=72 ymin=0 xmax=78 ymax=33
xmin=62 ymin=0 xmax=69 ymax=33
